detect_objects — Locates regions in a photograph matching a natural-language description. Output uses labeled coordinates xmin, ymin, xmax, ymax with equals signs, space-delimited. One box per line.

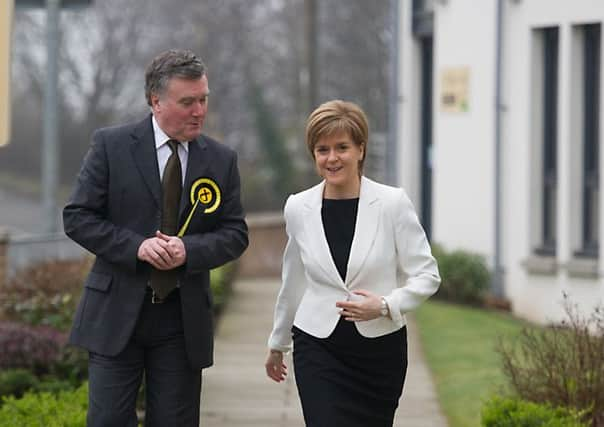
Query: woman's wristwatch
xmin=380 ymin=297 xmax=389 ymax=317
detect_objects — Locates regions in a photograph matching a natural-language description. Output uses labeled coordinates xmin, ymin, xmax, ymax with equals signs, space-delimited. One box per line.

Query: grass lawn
xmin=414 ymin=300 xmax=529 ymax=427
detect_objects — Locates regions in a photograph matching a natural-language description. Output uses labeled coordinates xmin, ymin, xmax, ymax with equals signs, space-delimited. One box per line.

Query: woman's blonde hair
xmin=305 ymin=100 xmax=369 ymax=172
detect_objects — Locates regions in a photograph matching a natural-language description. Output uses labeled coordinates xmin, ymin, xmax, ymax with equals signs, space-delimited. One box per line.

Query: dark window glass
xmin=579 ymin=24 xmax=600 ymax=257
xmin=536 ymin=27 xmax=559 ymax=256
xmin=412 ymin=0 xmax=434 ymax=37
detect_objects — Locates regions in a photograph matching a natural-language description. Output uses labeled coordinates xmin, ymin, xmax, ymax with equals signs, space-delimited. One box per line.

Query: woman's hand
xmin=336 ymin=289 xmax=383 ymax=321
xmin=265 ymin=349 xmax=287 ymax=383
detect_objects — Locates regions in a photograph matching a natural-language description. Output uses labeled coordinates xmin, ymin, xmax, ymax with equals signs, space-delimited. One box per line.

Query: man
xmin=63 ymin=49 xmax=248 ymax=426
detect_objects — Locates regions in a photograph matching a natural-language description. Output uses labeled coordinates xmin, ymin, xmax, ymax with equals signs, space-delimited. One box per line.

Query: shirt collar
xmin=152 ymin=115 xmax=189 ymax=152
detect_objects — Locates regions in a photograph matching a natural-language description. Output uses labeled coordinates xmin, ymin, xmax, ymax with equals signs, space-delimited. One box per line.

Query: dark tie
xmin=150 ymin=139 xmax=182 ymax=300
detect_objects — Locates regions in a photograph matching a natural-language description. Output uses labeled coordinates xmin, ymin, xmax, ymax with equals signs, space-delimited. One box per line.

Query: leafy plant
xmin=431 ymin=243 xmax=490 ymax=305
xmin=0 ymin=258 xmax=92 ymax=331
xmin=0 ymin=321 xmax=66 ymax=375
xmin=34 ymin=378 xmax=77 ymax=395
xmin=482 ymin=396 xmax=588 ymax=427
xmin=0 ymin=369 xmax=80 ymax=403
xmin=0 ymin=369 xmax=38 ymax=400
xmin=0 ymin=382 xmax=88 ymax=426
xmin=210 ymin=262 xmax=237 ymax=316
xmin=49 ymin=346 xmax=88 ymax=386
xmin=497 ymin=295 xmax=604 ymax=426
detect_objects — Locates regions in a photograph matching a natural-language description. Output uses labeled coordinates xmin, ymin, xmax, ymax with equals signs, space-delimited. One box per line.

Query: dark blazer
xmin=63 ymin=115 xmax=248 ymax=370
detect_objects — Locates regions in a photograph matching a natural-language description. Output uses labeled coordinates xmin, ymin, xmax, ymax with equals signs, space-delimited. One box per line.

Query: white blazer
xmin=268 ymin=176 xmax=441 ymax=353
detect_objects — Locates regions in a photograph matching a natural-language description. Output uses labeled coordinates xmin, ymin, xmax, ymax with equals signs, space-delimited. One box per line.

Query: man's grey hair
xmin=145 ymin=49 xmax=206 ymax=106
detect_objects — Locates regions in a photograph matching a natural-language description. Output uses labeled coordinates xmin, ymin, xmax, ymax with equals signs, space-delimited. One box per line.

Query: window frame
xmin=534 ymin=27 xmax=559 ymax=257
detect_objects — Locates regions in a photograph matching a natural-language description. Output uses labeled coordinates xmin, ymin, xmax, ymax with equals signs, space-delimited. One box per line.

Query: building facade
xmin=397 ymin=0 xmax=603 ymax=323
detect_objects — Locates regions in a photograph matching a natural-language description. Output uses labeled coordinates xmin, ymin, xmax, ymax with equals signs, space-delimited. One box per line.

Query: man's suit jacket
xmin=63 ymin=115 xmax=248 ymax=370
xmin=268 ymin=176 xmax=440 ymax=353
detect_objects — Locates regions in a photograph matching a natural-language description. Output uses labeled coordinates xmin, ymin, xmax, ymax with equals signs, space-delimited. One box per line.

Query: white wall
xmin=431 ymin=0 xmax=498 ymax=256
xmin=398 ymin=0 xmax=604 ymax=324
xmin=398 ymin=0 xmax=422 ymax=206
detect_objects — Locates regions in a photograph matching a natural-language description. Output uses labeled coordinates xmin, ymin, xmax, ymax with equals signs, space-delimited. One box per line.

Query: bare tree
xmin=3 ymin=0 xmax=392 ymax=212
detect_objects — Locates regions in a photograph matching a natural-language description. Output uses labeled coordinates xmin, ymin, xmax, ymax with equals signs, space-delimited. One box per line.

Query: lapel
xmin=130 ymin=115 xmax=161 ymax=208
xmin=345 ymin=176 xmax=380 ymax=286
xmin=303 ymin=180 xmax=346 ymax=288
xmin=178 ymin=135 xmax=210 ymax=222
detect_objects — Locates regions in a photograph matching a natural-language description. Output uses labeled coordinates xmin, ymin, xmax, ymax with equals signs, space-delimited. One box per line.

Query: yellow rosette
xmin=177 ymin=178 xmax=222 ymax=237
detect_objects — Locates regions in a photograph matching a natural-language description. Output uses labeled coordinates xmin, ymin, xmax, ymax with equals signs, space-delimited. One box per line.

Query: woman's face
xmin=313 ymin=131 xmax=364 ymax=192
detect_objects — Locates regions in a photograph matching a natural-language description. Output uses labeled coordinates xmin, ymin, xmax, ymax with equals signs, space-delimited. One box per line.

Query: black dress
xmin=292 ymin=198 xmax=408 ymax=427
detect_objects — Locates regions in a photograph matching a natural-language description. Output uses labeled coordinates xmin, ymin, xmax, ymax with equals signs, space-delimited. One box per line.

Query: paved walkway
xmin=200 ymin=278 xmax=448 ymax=427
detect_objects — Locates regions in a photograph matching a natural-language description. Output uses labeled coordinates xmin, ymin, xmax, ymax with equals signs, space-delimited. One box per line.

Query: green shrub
xmin=431 ymin=242 xmax=447 ymax=265
xmin=0 ymin=258 xmax=91 ymax=331
xmin=0 ymin=382 xmax=88 ymax=426
xmin=0 ymin=369 xmax=38 ymax=400
xmin=50 ymin=346 xmax=88 ymax=385
xmin=35 ymin=377 xmax=76 ymax=395
xmin=210 ymin=262 xmax=236 ymax=316
xmin=0 ymin=370 xmax=80 ymax=403
xmin=481 ymin=396 xmax=587 ymax=427
xmin=1 ymin=373 xmax=78 ymax=400
xmin=431 ymin=243 xmax=490 ymax=305
xmin=497 ymin=296 xmax=604 ymax=425
xmin=0 ymin=322 xmax=87 ymax=399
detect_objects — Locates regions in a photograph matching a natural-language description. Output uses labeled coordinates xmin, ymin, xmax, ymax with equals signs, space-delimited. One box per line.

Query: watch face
xmin=380 ymin=299 xmax=388 ymax=316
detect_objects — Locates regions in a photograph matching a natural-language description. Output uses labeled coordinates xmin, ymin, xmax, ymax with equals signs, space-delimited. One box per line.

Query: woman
xmin=265 ymin=100 xmax=440 ymax=426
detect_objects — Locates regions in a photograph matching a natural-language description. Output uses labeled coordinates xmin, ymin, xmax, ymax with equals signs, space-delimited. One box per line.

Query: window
xmin=578 ymin=24 xmax=600 ymax=257
xmin=535 ymin=27 xmax=559 ymax=256
xmin=412 ymin=0 xmax=434 ymax=37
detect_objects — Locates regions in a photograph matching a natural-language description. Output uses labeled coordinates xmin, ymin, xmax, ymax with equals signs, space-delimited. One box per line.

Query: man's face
xmin=151 ymin=75 xmax=209 ymax=142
